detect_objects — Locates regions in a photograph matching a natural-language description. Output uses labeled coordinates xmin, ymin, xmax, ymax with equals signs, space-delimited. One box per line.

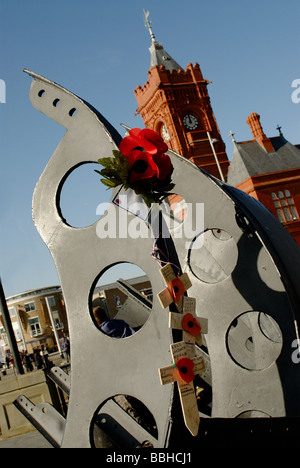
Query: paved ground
xmin=0 ymin=430 xmax=53 ymax=448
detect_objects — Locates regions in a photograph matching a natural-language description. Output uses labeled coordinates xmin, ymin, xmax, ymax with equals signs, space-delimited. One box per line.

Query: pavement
xmin=0 ymin=430 xmax=53 ymax=448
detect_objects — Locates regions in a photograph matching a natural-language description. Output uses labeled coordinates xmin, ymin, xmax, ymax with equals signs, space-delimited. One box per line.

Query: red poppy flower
xmin=182 ymin=313 xmax=201 ymax=337
xmin=120 ymin=128 xmax=168 ymax=157
xmin=176 ymin=357 xmax=195 ymax=384
xmin=169 ymin=278 xmax=185 ymax=303
xmin=153 ymin=152 xmax=173 ymax=181
xmin=119 ymin=128 xmax=172 ymax=183
xmin=125 ymin=149 xmax=159 ymax=184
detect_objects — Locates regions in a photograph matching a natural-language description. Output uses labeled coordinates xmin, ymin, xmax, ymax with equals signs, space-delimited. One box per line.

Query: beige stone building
xmin=93 ymin=275 xmax=152 ymax=319
xmin=0 ymin=275 xmax=152 ymax=360
xmin=0 ymin=286 xmax=69 ymax=357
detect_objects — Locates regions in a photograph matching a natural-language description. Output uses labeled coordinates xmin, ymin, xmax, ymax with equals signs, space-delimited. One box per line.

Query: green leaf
xmin=100 ymin=179 xmax=121 ymax=188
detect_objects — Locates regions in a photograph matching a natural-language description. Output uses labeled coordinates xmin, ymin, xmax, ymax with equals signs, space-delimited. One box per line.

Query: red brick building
xmin=135 ymin=16 xmax=300 ymax=246
xmin=227 ymin=113 xmax=300 ymax=245
xmin=134 ymin=22 xmax=229 ymax=181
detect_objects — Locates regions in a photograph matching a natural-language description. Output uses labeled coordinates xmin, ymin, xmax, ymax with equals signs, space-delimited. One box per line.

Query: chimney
xmin=246 ymin=113 xmax=274 ymax=152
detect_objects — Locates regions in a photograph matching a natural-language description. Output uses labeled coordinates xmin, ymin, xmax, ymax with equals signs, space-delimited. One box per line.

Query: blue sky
xmin=0 ymin=0 xmax=299 ymax=297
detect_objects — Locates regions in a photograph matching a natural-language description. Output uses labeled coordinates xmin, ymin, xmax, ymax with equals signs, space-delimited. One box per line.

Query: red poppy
xmin=153 ymin=152 xmax=173 ymax=181
xmin=120 ymin=128 xmax=168 ymax=156
xmin=119 ymin=128 xmax=172 ymax=183
xmin=181 ymin=313 xmax=201 ymax=337
xmin=126 ymin=149 xmax=159 ymax=184
xmin=169 ymin=278 xmax=185 ymax=303
xmin=176 ymin=357 xmax=195 ymax=384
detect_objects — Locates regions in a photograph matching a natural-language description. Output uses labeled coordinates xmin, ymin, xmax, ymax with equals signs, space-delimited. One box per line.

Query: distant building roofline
xmin=7 ymin=285 xmax=61 ymax=304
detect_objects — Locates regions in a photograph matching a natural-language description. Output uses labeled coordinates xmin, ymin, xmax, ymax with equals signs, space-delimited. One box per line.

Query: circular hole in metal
xmin=89 ymin=263 xmax=152 ymax=338
xmin=188 ymin=228 xmax=238 ymax=283
xmin=91 ymin=395 xmax=157 ymax=448
xmin=226 ymin=311 xmax=283 ymax=371
xmin=69 ymin=107 xmax=77 ymax=117
xmin=236 ymin=410 xmax=271 ymax=418
xmin=58 ymin=162 xmax=111 ymax=228
xmin=38 ymin=89 xmax=45 ymax=97
xmin=53 ymin=98 xmax=60 ymax=107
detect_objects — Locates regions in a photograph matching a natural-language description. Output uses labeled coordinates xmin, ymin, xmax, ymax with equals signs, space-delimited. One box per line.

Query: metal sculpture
xmin=14 ymin=70 xmax=300 ymax=448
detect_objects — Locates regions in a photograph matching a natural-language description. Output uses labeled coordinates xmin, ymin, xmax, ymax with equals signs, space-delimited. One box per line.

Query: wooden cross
xmin=157 ymin=264 xmax=192 ymax=312
xmin=158 ymin=341 xmax=205 ymax=436
xmin=169 ymin=297 xmax=208 ymax=347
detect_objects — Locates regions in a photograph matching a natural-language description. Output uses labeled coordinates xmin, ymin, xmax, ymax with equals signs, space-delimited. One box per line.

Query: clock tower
xmin=134 ymin=13 xmax=230 ymax=181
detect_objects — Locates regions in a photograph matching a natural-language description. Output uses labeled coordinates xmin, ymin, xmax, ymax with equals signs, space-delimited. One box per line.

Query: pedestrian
xmin=24 ymin=353 xmax=33 ymax=372
xmin=34 ymin=349 xmax=43 ymax=369
xmin=5 ymin=355 xmax=10 ymax=369
xmin=93 ymin=306 xmax=136 ymax=338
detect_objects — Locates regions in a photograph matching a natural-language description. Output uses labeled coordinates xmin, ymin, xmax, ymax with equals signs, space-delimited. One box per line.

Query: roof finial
xmin=143 ymin=9 xmax=156 ymax=42
xmin=229 ymin=130 xmax=236 ymax=142
xmin=276 ymin=124 xmax=283 ymax=136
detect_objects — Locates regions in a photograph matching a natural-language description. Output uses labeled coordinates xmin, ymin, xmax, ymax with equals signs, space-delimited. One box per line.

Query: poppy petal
xmin=129 ymin=151 xmax=159 ymax=183
xmin=182 ymin=313 xmax=201 ymax=337
xmin=153 ymin=153 xmax=173 ymax=180
xmin=170 ymin=278 xmax=185 ymax=302
xmin=176 ymin=357 xmax=194 ymax=384
xmin=138 ymin=129 xmax=169 ymax=155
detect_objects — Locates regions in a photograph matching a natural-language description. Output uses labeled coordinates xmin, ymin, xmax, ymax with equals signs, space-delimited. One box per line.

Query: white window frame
xmin=52 ymin=310 xmax=63 ymax=330
xmin=24 ymin=301 xmax=36 ymax=312
xmin=271 ymin=190 xmax=299 ymax=224
xmin=28 ymin=316 xmax=42 ymax=337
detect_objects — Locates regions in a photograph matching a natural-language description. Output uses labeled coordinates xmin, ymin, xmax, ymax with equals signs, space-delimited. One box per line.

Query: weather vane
xmin=143 ymin=9 xmax=155 ymax=41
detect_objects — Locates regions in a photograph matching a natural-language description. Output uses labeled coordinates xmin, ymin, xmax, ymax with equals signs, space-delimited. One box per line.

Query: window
xmin=52 ymin=311 xmax=63 ymax=330
xmin=28 ymin=317 xmax=42 ymax=337
xmin=0 ymin=327 xmax=7 ymax=342
xmin=140 ymin=288 xmax=153 ymax=302
xmin=8 ymin=307 xmax=16 ymax=317
xmin=271 ymin=191 xmax=299 ymax=223
xmin=47 ymin=296 xmax=56 ymax=307
xmin=12 ymin=322 xmax=22 ymax=342
xmin=25 ymin=301 xmax=35 ymax=312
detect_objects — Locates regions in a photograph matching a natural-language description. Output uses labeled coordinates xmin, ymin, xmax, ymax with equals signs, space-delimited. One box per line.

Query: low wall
xmin=0 ymin=370 xmax=56 ymax=440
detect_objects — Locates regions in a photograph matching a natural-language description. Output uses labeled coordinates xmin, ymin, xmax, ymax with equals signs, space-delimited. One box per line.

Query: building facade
xmin=92 ymin=275 xmax=152 ymax=318
xmin=227 ymin=113 xmax=300 ymax=245
xmin=134 ymin=21 xmax=229 ymax=181
xmin=134 ymin=16 xmax=300 ymax=246
xmin=0 ymin=286 xmax=69 ymax=357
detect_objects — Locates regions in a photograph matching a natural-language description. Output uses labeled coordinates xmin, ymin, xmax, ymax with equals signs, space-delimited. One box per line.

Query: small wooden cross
xmin=157 ymin=264 xmax=192 ymax=312
xmin=169 ymin=297 xmax=208 ymax=347
xmin=158 ymin=341 xmax=205 ymax=436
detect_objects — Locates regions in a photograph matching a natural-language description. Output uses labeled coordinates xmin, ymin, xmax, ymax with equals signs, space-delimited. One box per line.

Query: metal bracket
xmin=13 ymin=395 xmax=66 ymax=448
xmin=48 ymin=366 xmax=71 ymax=396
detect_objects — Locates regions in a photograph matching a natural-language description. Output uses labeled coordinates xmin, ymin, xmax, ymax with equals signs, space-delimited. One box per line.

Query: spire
xmin=143 ymin=9 xmax=155 ymax=42
xmin=229 ymin=130 xmax=236 ymax=143
xmin=143 ymin=10 xmax=182 ymax=72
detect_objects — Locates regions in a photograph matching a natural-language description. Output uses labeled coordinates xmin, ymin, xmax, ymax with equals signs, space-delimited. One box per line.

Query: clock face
xmin=183 ymin=114 xmax=198 ymax=130
xmin=161 ymin=124 xmax=170 ymax=141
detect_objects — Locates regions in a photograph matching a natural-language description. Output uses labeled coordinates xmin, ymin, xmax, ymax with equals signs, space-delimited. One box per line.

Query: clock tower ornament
xmin=134 ymin=11 xmax=230 ymax=181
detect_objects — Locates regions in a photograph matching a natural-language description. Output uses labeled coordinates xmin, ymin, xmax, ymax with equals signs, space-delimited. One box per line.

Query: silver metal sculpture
xmin=14 ymin=70 xmax=300 ymax=448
